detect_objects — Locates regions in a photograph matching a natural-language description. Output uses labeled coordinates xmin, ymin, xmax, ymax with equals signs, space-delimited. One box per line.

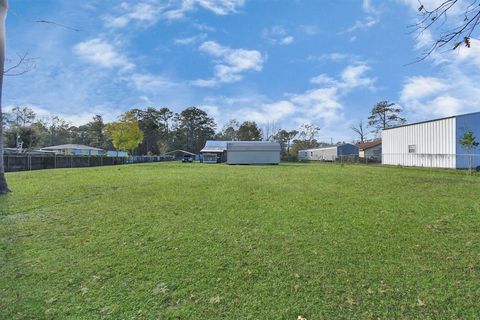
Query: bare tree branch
xmin=9 ymin=9 xmax=81 ymax=32
xmin=3 ymin=52 xmax=36 ymax=76
xmin=410 ymin=0 xmax=480 ymax=62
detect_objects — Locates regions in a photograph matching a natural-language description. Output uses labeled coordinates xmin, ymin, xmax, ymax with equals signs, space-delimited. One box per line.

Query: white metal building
xmin=382 ymin=111 xmax=480 ymax=169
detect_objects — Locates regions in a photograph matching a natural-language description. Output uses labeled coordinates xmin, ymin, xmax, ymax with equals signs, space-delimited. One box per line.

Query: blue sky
xmin=4 ymin=0 xmax=480 ymax=141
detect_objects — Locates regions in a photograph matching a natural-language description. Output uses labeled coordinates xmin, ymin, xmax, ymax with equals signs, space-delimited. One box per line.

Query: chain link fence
xmin=300 ymin=153 xmax=480 ymax=170
xmin=4 ymin=155 xmax=173 ymax=173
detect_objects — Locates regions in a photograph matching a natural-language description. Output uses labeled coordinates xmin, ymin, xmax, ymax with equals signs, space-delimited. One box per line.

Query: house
xmin=298 ymin=143 xmax=359 ymax=161
xmin=40 ymin=144 xmax=105 ymax=156
xmin=200 ymin=140 xmax=281 ymax=164
xmin=357 ymin=140 xmax=382 ymax=162
xmin=382 ymin=111 xmax=480 ymax=169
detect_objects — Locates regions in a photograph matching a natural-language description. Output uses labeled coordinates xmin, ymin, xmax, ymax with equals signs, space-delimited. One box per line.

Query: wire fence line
xmin=3 ymin=154 xmax=173 ymax=173
xmin=301 ymin=153 xmax=480 ymax=169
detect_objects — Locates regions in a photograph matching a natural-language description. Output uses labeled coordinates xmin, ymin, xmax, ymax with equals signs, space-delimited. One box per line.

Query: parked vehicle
xmin=182 ymin=155 xmax=193 ymax=163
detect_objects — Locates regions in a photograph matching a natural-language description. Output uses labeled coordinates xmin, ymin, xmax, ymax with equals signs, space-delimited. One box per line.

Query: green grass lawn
xmin=1 ymin=162 xmax=480 ymax=319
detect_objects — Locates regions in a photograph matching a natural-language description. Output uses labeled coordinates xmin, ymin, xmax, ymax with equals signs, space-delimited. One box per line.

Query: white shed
xmin=226 ymin=141 xmax=281 ymax=164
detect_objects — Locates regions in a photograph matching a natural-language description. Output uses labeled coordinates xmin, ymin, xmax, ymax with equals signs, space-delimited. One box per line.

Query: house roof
xmin=41 ymin=144 xmax=104 ymax=151
xmin=357 ymin=140 xmax=382 ymax=150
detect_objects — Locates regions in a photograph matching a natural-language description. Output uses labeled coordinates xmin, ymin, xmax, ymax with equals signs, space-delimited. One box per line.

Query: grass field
xmin=1 ymin=162 xmax=480 ymax=319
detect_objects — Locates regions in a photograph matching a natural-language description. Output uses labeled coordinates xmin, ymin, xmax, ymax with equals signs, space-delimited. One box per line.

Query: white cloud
xmin=204 ymin=63 xmax=375 ymax=131
xmin=400 ymin=76 xmax=448 ymax=101
xmin=107 ymin=0 xmax=246 ymax=26
xmin=299 ymin=25 xmax=321 ymax=36
xmin=343 ymin=0 xmax=381 ymax=33
xmin=310 ymin=74 xmax=337 ymax=86
xmin=192 ymin=41 xmax=265 ymax=87
xmin=262 ymin=26 xmax=295 ymax=45
xmin=130 ymin=73 xmax=177 ymax=92
xmin=73 ymin=38 xmax=134 ymax=71
xmin=345 ymin=16 xmax=379 ymax=33
xmin=174 ymin=33 xmax=208 ymax=45
xmin=104 ymin=2 xmax=161 ymax=28
xmin=5 ymin=104 xmax=116 ymax=127
xmin=398 ymin=0 xmax=480 ymax=121
xmin=194 ymin=0 xmax=245 ymax=15
xmin=340 ymin=64 xmax=376 ymax=89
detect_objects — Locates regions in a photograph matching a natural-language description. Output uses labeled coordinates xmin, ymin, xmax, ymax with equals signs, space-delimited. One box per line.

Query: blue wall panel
xmin=337 ymin=143 xmax=359 ymax=156
xmin=456 ymin=112 xmax=480 ymax=169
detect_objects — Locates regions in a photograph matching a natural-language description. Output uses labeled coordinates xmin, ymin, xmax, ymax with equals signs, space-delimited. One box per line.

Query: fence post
xmin=54 ymin=154 xmax=57 ymax=169
xmin=71 ymin=156 xmax=73 ymax=168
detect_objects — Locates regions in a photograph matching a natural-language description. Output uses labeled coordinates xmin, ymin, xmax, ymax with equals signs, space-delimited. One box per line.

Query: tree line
xmin=3 ymin=105 xmax=326 ymax=157
xmin=4 ymin=101 xmax=410 ymax=156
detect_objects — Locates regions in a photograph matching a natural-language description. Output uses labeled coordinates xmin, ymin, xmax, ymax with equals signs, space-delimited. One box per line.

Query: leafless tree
xmin=350 ymin=120 xmax=367 ymax=143
xmin=0 ymin=0 xmax=9 ymax=194
xmin=413 ymin=0 xmax=480 ymax=61
xmin=0 ymin=2 xmax=78 ymax=194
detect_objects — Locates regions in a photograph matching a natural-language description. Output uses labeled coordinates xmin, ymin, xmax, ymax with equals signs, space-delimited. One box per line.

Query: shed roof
xmin=200 ymin=140 xmax=228 ymax=153
xmin=227 ymin=141 xmax=281 ymax=151
xmin=41 ymin=144 xmax=104 ymax=151
xmin=357 ymin=140 xmax=382 ymax=150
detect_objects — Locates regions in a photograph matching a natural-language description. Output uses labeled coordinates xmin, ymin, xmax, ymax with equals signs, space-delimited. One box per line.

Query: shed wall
xmin=382 ymin=117 xmax=456 ymax=168
xmin=227 ymin=151 xmax=280 ymax=164
xmin=456 ymin=112 xmax=480 ymax=169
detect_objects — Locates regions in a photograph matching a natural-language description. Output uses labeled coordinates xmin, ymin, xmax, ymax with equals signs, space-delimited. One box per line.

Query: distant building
xmin=106 ymin=151 xmax=129 ymax=157
xmin=298 ymin=143 xmax=359 ymax=161
xmin=200 ymin=141 xmax=228 ymax=163
xmin=382 ymin=111 xmax=480 ymax=169
xmin=40 ymin=144 xmax=105 ymax=156
xmin=200 ymin=141 xmax=281 ymax=164
xmin=357 ymin=140 xmax=382 ymax=162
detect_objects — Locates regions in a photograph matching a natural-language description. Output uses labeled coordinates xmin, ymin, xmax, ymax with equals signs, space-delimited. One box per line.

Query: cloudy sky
xmin=4 ymin=0 xmax=480 ymax=141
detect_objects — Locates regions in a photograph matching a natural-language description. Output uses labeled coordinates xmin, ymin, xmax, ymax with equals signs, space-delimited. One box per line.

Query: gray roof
xmin=227 ymin=141 xmax=281 ymax=152
xmin=200 ymin=140 xmax=229 ymax=153
xmin=41 ymin=144 xmax=105 ymax=151
xmin=201 ymin=140 xmax=281 ymax=152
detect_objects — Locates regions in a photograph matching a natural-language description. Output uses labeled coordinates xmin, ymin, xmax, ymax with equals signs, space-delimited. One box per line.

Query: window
xmin=408 ymin=145 xmax=416 ymax=153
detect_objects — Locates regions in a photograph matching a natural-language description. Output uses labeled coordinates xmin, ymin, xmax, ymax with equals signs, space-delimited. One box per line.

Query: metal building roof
xmin=383 ymin=111 xmax=480 ymax=131
xmin=201 ymin=140 xmax=281 ymax=152
xmin=41 ymin=144 xmax=105 ymax=151
xmin=200 ymin=140 xmax=229 ymax=153
xmin=227 ymin=141 xmax=281 ymax=151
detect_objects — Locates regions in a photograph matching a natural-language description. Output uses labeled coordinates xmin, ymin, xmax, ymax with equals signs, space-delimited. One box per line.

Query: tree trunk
xmin=0 ymin=0 xmax=9 ymax=194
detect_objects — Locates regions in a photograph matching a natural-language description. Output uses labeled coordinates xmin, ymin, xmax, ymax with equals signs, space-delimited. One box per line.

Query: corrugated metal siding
xmin=227 ymin=151 xmax=280 ymax=164
xmin=382 ymin=117 xmax=456 ymax=168
xmin=456 ymin=112 xmax=480 ymax=169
